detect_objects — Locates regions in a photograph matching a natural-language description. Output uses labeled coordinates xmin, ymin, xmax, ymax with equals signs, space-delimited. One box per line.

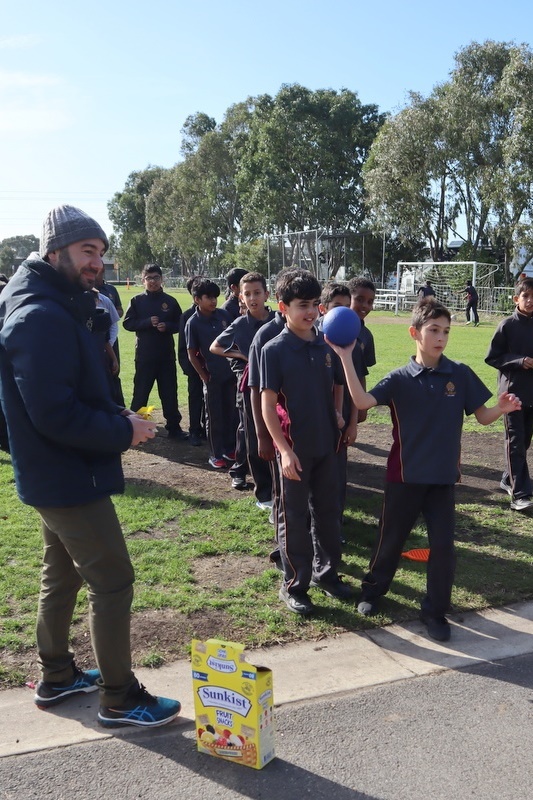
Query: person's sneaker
xmin=256 ymin=499 xmax=274 ymax=512
xmin=231 ymin=476 xmax=250 ymax=490
xmin=167 ymin=428 xmax=189 ymax=440
xmin=279 ymin=585 xmax=314 ymax=615
xmin=208 ymin=456 xmax=227 ymax=469
xmin=465 ymin=320 xmax=471 ymax=325
xmin=510 ymin=496 xmax=533 ymax=511
xmin=357 ymin=600 xmax=376 ymax=616
xmin=310 ymin=576 xmax=355 ymax=601
xmin=500 ymin=479 xmax=512 ymax=497
xmin=34 ymin=664 xmax=100 ymax=709
xmin=420 ymin=612 xmax=451 ymax=642
xmin=223 ymin=451 xmax=236 ymax=463
xmin=98 ymin=682 xmax=181 ymax=728
xmin=188 ymin=433 xmax=202 ymax=447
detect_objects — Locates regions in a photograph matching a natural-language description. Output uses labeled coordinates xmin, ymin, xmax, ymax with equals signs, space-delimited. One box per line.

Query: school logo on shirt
xmin=445 ymin=381 xmax=456 ymax=397
xmin=162 ymin=303 xmax=169 ymax=311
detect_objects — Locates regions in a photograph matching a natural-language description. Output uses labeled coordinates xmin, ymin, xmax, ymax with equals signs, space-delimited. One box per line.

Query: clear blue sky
xmin=1 ymin=0 xmax=532 ymax=244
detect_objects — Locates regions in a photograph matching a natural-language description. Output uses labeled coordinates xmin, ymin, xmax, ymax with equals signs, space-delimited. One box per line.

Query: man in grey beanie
xmin=0 ymin=205 xmax=181 ymax=728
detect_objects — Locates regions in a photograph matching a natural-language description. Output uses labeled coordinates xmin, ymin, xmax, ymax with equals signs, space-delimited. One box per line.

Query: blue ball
xmin=322 ymin=306 xmax=361 ymax=346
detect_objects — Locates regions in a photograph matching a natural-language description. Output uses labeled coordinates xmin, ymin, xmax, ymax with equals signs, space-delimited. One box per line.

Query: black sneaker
xmin=98 ymin=682 xmax=181 ymax=728
xmin=167 ymin=428 xmax=189 ymax=440
xmin=310 ymin=576 xmax=355 ymax=601
xmin=34 ymin=664 xmax=100 ymax=708
xmin=420 ymin=612 xmax=451 ymax=642
xmin=279 ymin=585 xmax=314 ymax=615
xmin=188 ymin=433 xmax=202 ymax=447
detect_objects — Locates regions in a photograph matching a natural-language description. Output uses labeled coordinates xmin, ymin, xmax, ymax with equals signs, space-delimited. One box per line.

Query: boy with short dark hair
xmin=329 ymin=297 xmax=521 ymax=642
xmin=222 ymin=268 xmax=248 ymax=321
xmin=185 ymin=278 xmax=236 ymax=469
xmin=178 ymin=276 xmax=205 ymax=446
xmin=210 ymin=272 xmax=275 ymax=500
xmin=260 ymin=270 xmax=354 ymax=615
xmin=486 ymin=277 xmax=533 ymax=510
xmin=123 ymin=263 xmax=186 ymax=439
xmin=348 ymin=277 xmax=376 ymax=423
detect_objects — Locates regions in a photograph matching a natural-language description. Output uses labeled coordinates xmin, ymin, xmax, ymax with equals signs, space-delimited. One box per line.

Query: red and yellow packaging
xmin=191 ymin=638 xmax=275 ymax=770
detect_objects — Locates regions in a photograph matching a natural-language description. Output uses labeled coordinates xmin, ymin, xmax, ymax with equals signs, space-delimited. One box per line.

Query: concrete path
xmin=2 ymin=601 xmax=533 ymax=758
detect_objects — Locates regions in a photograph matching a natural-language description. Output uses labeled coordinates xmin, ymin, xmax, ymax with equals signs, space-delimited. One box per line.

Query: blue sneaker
xmin=34 ymin=664 xmax=100 ymax=708
xmin=97 ymin=681 xmax=181 ymax=728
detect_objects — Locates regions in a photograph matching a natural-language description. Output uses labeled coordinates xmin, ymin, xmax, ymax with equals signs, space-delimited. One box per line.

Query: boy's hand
xmin=498 ymin=392 xmax=522 ymax=413
xmin=523 ymin=357 xmax=533 ymax=369
xmin=336 ymin=410 xmax=345 ymax=429
xmin=343 ymin=420 xmax=358 ymax=445
xmin=324 ymin=336 xmax=356 ymax=360
xmin=257 ymin=433 xmax=275 ymax=461
xmin=156 ymin=322 xmax=167 ymax=332
xmin=280 ymin=449 xmax=302 ymax=481
xmin=150 ymin=315 xmax=159 ymax=327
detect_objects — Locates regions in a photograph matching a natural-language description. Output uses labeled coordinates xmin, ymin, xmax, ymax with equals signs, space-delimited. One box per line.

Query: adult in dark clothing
xmin=0 ymin=205 xmax=180 ymax=727
xmin=221 ymin=268 xmax=248 ymax=322
xmin=465 ymin=282 xmax=479 ymax=326
xmin=123 ymin=264 xmax=187 ymax=439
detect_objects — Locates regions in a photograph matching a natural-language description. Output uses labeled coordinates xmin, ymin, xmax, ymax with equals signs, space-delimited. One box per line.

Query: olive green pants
xmin=35 ymin=496 xmax=137 ymax=706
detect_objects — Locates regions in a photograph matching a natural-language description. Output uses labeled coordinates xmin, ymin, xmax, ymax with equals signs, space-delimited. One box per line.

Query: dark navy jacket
xmin=123 ymin=289 xmax=182 ymax=362
xmin=0 ymin=256 xmax=132 ymax=507
xmin=485 ymin=310 xmax=533 ymax=406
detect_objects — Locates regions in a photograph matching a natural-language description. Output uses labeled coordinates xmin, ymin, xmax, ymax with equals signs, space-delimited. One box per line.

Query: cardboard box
xmin=192 ymin=638 xmax=275 ymax=769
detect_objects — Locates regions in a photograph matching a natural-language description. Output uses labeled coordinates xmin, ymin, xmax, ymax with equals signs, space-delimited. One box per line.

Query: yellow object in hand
xmin=136 ymin=405 xmax=156 ymax=420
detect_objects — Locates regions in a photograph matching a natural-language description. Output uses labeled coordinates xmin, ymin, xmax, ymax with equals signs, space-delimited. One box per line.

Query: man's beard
xmin=55 ymin=249 xmax=96 ymax=290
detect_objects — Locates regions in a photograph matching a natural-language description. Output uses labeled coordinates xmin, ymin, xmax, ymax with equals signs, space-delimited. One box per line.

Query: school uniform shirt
xmin=248 ymin=312 xmax=285 ymax=388
xmin=370 ymin=355 xmax=491 ymax=484
xmin=485 ymin=310 xmax=533 ymax=405
xmin=185 ymin=307 xmax=233 ymax=381
xmin=123 ymin=289 xmax=182 ymax=362
xmin=260 ymin=327 xmax=343 ymax=459
xmin=221 ymin=294 xmax=241 ymax=322
xmin=215 ymin=309 xmax=275 ymax=379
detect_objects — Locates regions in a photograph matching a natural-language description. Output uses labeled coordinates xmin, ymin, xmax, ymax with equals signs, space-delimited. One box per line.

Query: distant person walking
xmin=465 ymin=282 xmax=479 ymax=326
xmin=418 ymin=280 xmax=436 ymax=299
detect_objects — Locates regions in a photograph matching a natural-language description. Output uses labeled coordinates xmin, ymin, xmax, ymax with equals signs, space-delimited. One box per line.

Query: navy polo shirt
xmin=370 ymin=355 xmax=492 ymax=484
xmin=185 ymin=307 xmax=233 ymax=382
xmin=260 ymin=327 xmax=342 ymax=458
xmin=215 ymin=309 xmax=275 ymax=378
xmin=248 ymin=312 xmax=285 ymax=388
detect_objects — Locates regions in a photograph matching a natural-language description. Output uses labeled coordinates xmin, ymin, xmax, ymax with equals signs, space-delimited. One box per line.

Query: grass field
xmin=1 ymin=292 xmax=530 ymax=687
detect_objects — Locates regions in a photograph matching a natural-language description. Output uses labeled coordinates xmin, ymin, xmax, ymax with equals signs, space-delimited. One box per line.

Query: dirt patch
xmin=192 ymin=554 xmax=267 ymax=589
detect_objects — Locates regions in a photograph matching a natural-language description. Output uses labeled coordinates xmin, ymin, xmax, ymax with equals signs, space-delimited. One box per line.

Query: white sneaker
xmin=256 ymin=500 xmax=273 ymax=512
xmin=500 ymin=480 xmax=512 ymax=497
xmin=510 ymin=496 xmax=533 ymax=511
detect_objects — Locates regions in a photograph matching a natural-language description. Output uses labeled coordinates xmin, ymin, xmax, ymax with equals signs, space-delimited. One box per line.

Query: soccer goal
xmin=394 ymin=261 xmax=500 ymax=316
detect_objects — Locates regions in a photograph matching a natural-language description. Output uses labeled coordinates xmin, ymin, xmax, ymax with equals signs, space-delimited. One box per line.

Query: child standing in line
xmin=178 ymin=276 xmax=205 ymax=446
xmin=329 ymin=298 xmax=521 ymax=642
xmin=348 ymin=277 xmax=376 ymax=423
xmin=221 ymin=268 xmax=248 ymax=322
xmin=185 ymin=279 xmax=237 ymax=469
xmin=260 ymin=270 xmax=354 ymax=615
xmin=485 ymin=277 xmax=533 ymax=511
xmin=318 ymin=282 xmax=357 ymax=527
xmin=210 ymin=272 xmax=275 ymax=502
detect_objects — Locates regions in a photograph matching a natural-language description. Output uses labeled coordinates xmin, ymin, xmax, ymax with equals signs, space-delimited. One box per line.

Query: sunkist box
xmin=191 ymin=638 xmax=275 ymax=769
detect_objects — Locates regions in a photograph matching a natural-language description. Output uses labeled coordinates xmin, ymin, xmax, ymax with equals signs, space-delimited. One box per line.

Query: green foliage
xmin=0 ymin=235 xmax=39 ymax=260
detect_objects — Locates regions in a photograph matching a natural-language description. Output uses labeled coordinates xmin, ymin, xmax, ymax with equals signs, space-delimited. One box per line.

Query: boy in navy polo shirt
xmin=210 ymin=272 xmax=275 ymax=501
xmin=329 ymin=298 xmax=521 ymax=641
xmin=185 ymin=278 xmax=236 ymax=469
xmin=260 ymin=270 xmax=355 ymax=615
xmin=348 ymin=277 xmax=377 ymax=422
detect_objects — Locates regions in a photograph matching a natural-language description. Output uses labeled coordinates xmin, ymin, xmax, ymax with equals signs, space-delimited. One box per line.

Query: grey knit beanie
xmin=40 ymin=205 xmax=109 ymax=257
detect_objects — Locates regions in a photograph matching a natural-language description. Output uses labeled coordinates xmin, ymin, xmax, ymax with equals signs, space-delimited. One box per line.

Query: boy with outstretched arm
xmin=260 ymin=270 xmax=354 ymax=615
xmin=348 ymin=277 xmax=377 ymax=423
xmin=328 ymin=298 xmax=521 ymax=642
xmin=210 ymin=272 xmax=275 ymax=502
xmin=485 ymin=277 xmax=533 ymax=510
